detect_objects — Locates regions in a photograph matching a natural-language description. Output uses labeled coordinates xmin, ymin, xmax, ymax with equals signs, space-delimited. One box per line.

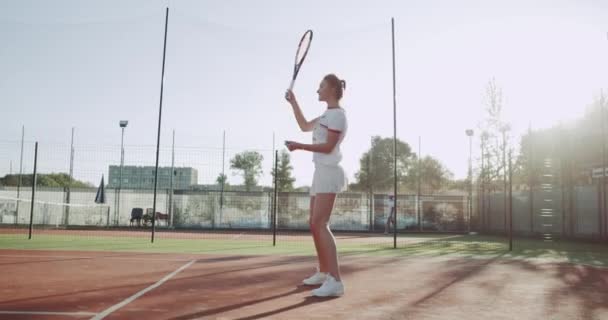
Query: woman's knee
xmin=310 ymin=218 xmax=328 ymax=233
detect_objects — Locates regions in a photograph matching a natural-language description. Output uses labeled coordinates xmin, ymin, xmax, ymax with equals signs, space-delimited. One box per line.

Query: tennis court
xmin=1 ymin=230 xmax=608 ymax=319
xmin=3 ymin=1 xmax=608 ymax=319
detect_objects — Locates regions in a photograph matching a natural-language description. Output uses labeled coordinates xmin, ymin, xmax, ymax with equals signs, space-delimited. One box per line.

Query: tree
xmin=271 ymin=150 xmax=295 ymax=192
xmin=513 ymin=93 xmax=608 ymax=187
xmin=216 ymin=173 xmax=228 ymax=187
xmin=351 ymin=136 xmax=414 ymax=192
xmin=0 ymin=173 xmax=92 ymax=188
xmin=406 ymin=156 xmax=454 ymax=194
xmin=446 ymin=178 xmax=468 ymax=191
xmin=230 ymin=151 xmax=264 ymax=191
xmin=478 ymin=78 xmax=509 ymax=190
xmin=512 ymin=127 xmax=544 ymax=187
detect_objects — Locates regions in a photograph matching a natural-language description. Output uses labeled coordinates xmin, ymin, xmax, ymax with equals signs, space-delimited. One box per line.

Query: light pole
xmin=117 ymin=120 xmax=128 ymax=225
xmin=466 ymin=129 xmax=474 ymax=233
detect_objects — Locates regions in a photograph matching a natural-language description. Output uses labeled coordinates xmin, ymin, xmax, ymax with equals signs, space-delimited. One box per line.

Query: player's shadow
xmin=169 ymin=285 xmax=331 ymax=320
xmin=233 ymin=296 xmax=337 ymax=320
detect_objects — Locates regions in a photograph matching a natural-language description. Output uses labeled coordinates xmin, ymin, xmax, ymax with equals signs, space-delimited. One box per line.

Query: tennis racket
xmin=285 ymin=30 xmax=313 ymax=99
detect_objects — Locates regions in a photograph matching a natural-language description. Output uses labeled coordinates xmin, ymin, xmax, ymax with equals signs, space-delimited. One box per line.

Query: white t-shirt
xmin=312 ymin=108 xmax=347 ymax=165
xmin=387 ymin=198 xmax=395 ymax=210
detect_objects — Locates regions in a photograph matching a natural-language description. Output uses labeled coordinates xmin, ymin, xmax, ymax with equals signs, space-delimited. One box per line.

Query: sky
xmin=1 ymin=0 xmax=607 ymax=187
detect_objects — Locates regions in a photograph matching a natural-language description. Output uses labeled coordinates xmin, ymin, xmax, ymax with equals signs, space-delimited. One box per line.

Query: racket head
xmin=294 ymin=30 xmax=313 ymax=69
xmin=286 ymin=29 xmax=313 ymax=99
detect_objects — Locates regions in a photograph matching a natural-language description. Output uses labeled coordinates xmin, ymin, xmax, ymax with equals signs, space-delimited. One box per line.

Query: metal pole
xmin=559 ymin=125 xmax=567 ymax=238
xmin=528 ymin=124 xmax=534 ymax=235
xmin=567 ymin=146 xmax=575 ymax=236
xmin=508 ymin=150 xmax=513 ymax=251
xmin=273 ymin=150 xmax=279 ymax=246
xmin=65 ymin=127 xmax=75 ymax=226
xmin=370 ymin=136 xmax=375 ymax=232
xmin=601 ymin=90 xmax=607 ymax=240
xmin=69 ymin=128 xmax=75 ymax=183
xmin=604 ymin=33 xmax=608 ymax=238
xmin=28 ymin=142 xmax=38 ymax=240
xmin=151 ymin=7 xmax=170 ymax=243
xmin=568 ymin=151 xmax=578 ymax=237
xmin=466 ymin=130 xmax=474 ymax=233
xmin=220 ymin=130 xmax=226 ymax=223
xmin=561 ymin=152 xmax=567 ymax=237
xmin=418 ymin=136 xmax=422 ymax=231
xmin=391 ymin=17 xmax=398 ymax=248
xmin=169 ymin=129 xmax=175 ymax=227
xmin=118 ymin=126 xmax=125 ymax=226
xmin=271 ymin=131 xmax=275 ymax=232
xmin=469 ymin=135 xmax=473 ymax=232
xmin=481 ymin=136 xmax=485 ymax=231
xmin=367 ymin=147 xmax=372 ymax=231
xmin=15 ymin=125 xmax=24 ymax=224
xmin=502 ymin=127 xmax=507 ymax=235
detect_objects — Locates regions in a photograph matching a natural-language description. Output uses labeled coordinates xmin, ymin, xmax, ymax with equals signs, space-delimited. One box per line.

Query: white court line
xmin=0 ymin=254 xmax=192 ymax=262
xmin=91 ymin=259 xmax=195 ymax=320
xmin=0 ymin=310 xmax=96 ymax=316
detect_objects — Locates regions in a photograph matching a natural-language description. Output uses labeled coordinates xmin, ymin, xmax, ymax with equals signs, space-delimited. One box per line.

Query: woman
xmin=285 ymin=73 xmax=348 ymax=297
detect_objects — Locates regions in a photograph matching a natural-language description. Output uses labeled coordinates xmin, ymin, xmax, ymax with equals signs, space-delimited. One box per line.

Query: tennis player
xmin=385 ymin=195 xmax=396 ymax=234
xmin=285 ymin=74 xmax=348 ymax=297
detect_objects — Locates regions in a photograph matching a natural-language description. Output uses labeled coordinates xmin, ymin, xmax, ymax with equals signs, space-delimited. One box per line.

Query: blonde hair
xmin=323 ymin=74 xmax=346 ymax=100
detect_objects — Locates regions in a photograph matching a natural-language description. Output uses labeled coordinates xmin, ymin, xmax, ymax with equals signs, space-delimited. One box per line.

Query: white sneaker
xmin=311 ymin=274 xmax=344 ymax=297
xmin=302 ymin=268 xmax=327 ymax=286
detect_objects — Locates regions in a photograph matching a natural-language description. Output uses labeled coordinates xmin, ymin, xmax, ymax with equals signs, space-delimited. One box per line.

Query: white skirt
xmin=310 ymin=163 xmax=348 ymax=196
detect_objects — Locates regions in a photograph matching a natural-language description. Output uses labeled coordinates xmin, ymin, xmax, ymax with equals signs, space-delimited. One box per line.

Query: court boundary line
xmin=90 ymin=259 xmax=195 ymax=320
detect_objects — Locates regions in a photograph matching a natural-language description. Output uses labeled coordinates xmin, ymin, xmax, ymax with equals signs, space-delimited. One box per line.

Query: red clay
xmin=0 ymin=250 xmax=607 ymax=319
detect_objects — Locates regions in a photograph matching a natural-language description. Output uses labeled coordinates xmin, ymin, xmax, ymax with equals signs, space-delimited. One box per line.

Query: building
xmin=108 ymin=165 xmax=197 ymax=190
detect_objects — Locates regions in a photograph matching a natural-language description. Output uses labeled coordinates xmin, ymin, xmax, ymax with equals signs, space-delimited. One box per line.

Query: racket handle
xmin=285 ymin=79 xmax=295 ymax=100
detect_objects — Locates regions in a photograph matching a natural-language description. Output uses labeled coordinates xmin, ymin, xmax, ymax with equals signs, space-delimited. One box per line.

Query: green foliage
xmin=0 ymin=173 xmax=92 ymax=188
xmin=230 ymin=151 xmax=264 ymax=192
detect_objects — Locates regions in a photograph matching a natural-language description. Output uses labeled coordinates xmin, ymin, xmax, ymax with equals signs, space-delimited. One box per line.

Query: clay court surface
xmin=1 ymin=234 xmax=608 ymax=320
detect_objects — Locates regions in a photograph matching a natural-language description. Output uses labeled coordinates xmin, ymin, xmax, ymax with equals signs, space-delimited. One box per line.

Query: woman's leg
xmin=311 ymin=193 xmax=341 ymax=281
xmin=309 ymin=196 xmax=326 ymax=272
